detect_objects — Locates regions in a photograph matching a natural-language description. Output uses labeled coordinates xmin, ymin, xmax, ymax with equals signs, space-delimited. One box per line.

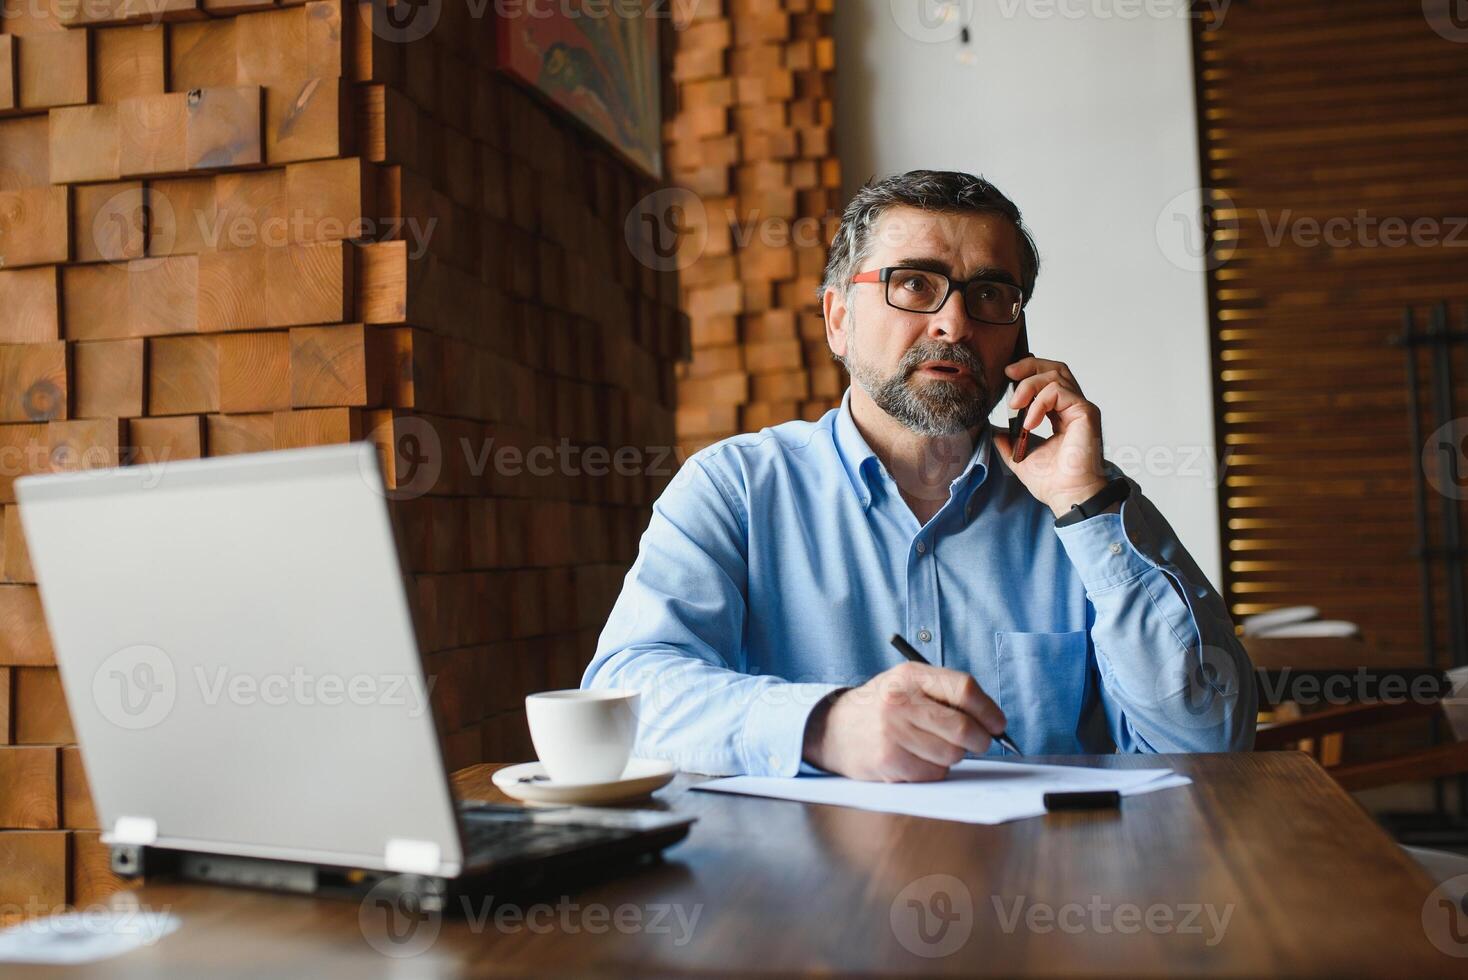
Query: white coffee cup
xmin=524 ymin=689 xmax=639 ymax=784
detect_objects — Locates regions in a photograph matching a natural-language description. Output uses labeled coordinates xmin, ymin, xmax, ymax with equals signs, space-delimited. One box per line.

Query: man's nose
xmin=926 ymin=287 xmax=974 ymax=344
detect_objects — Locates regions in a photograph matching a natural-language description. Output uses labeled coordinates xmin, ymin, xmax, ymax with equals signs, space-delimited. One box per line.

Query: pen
xmin=888 ymin=633 xmax=1024 ymax=756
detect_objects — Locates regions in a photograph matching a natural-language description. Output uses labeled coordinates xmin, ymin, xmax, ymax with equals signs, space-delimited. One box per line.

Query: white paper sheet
xmin=692 ymin=759 xmax=1192 ymax=825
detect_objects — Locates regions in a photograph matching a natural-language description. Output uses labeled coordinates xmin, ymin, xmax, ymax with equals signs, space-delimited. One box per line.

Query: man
xmin=583 ymin=170 xmax=1255 ymax=781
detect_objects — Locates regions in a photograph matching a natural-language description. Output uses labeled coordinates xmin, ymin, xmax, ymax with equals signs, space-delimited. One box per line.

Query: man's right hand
xmin=801 ymin=662 xmax=1008 ymax=781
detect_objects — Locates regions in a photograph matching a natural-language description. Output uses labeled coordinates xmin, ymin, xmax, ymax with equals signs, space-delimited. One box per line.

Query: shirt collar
xmin=832 ymin=387 xmax=994 ymax=512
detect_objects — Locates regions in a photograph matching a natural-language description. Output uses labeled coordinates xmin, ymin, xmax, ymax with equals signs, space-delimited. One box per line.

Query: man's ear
xmin=823 ymin=286 xmax=850 ymax=360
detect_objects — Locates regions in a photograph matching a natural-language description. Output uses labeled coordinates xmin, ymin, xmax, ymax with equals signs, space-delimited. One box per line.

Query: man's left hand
xmin=992 ymin=355 xmax=1110 ymax=518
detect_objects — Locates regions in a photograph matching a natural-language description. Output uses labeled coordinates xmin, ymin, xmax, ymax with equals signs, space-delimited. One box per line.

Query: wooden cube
xmin=149 ymin=336 xmax=220 ymax=415
xmin=73 ymin=182 xmax=147 ymax=264
xmin=218 ymin=331 xmax=290 ymax=412
xmin=49 ymin=105 xmax=122 ymax=184
xmin=13 ymin=667 xmax=74 ymax=745
xmin=130 ymin=415 xmax=205 ymax=464
xmin=0 ymin=187 xmax=69 ymax=270
xmin=96 ymin=25 xmax=168 ymax=103
xmin=0 ymin=267 xmax=59 ymax=343
xmin=0 ymin=342 xmax=67 ymax=424
xmin=74 ymin=339 xmax=146 ymax=419
xmin=0 ymin=745 xmax=59 ymax=828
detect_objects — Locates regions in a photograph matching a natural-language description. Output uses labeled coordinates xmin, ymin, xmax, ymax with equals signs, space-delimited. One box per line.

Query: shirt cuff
xmin=739 ymin=682 xmax=847 ymax=777
xmin=1053 ymin=498 xmax=1157 ymax=594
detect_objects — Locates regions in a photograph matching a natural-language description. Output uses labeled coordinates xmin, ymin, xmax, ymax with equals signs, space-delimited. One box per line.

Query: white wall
xmin=833 ymin=0 xmax=1224 ymax=586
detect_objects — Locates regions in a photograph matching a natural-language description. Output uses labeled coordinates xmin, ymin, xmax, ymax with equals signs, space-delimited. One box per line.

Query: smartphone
xmin=1006 ymin=327 xmax=1032 ymax=463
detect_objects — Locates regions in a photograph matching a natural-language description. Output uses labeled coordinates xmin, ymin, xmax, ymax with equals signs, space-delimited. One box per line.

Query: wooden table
xmin=13 ymin=754 xmax=1459 ymax=977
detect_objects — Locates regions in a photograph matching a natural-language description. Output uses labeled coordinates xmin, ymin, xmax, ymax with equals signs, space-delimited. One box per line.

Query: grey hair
xmin=819 ymin=170 xmax=1041 ymax=306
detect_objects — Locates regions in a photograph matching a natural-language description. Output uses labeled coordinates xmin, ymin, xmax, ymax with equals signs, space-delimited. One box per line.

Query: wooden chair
xmin=1256 ymin=696 xmax=1468 ymax=792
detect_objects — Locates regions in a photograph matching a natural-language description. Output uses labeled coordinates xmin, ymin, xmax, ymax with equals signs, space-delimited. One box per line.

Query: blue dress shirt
xmin=583 ymin=389 xmax=1256 ymax=777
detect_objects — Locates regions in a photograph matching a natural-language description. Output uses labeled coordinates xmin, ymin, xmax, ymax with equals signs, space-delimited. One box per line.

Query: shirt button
xmin=768 ymin=754 xmax=780 ymax=770
xmin=915 ymin=541 xmax=926 ymax=555
xmin=1109 ymin=542 xmax=1123 ymax=556
xmin=918 ymin=629 xmax=933 ymax=643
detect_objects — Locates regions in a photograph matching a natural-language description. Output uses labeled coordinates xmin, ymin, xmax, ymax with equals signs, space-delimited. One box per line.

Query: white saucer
xmin=492 ymin=758 xmax=677 ymax=805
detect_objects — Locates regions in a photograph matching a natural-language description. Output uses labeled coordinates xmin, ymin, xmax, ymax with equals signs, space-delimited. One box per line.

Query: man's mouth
xmin=915 ymin=359 xmax=972 ymax=379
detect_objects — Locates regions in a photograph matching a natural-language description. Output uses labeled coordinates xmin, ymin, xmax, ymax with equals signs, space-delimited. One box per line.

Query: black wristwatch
xmin=1054 ymin=477 xmax=1130 ymax=528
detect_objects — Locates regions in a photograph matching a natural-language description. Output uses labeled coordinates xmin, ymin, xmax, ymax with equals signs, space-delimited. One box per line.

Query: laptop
xmin=16 ymin=442 xmax=692 ymax=912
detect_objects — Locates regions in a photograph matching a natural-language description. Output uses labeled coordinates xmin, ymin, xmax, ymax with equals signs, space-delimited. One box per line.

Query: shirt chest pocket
xmin=993 ymin=630 xmax=1091 ymax=755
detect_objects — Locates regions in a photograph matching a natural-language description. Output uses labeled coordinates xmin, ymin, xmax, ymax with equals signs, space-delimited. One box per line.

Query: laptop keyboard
xmin=460 ymin=812 xmax=635 ymax=864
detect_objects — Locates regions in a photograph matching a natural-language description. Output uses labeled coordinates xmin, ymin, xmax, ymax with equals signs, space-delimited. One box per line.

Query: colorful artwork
xmin=498 ymin=2 xmax=663 ymax=178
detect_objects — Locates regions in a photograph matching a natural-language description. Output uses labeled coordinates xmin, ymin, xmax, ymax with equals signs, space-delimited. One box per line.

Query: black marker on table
xmin=888 ymin=633 xmax=1023 ymax=756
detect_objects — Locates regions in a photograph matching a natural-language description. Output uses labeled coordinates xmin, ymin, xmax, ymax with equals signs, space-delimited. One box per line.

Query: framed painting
xmin=497 ymin=1 xmax=663 ymax=179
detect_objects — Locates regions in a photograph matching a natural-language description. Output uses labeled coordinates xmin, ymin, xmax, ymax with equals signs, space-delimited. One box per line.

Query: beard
xmin=844 ymin=322 xmax=1000 ymax=436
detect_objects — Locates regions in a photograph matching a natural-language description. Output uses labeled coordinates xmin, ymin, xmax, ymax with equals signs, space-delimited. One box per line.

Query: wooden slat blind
xmin=1193 ymin=0 xmax=1468 ymax=662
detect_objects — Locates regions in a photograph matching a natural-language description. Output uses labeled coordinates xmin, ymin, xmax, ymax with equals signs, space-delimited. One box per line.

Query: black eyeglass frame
xmin=850 ymin=266 xmax=1025 ymax=325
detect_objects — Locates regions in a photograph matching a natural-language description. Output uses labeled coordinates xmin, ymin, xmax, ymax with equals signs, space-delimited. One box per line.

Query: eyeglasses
xmin=850 ymin=267 xmax=1024 ymax=325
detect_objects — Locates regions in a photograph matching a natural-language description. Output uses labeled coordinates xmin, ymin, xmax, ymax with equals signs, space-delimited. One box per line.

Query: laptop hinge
xmin=111 ymin=815 xmax=159 ymax=845
xmin=384 ymin=838 xmax=442 ymax=875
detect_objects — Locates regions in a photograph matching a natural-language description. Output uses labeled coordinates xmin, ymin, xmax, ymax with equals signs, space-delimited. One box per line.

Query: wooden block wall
xmin=664 ymin=0 xmax=844 ymax=454
xmin=0 ymin=0 xmax=685 ymax=910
